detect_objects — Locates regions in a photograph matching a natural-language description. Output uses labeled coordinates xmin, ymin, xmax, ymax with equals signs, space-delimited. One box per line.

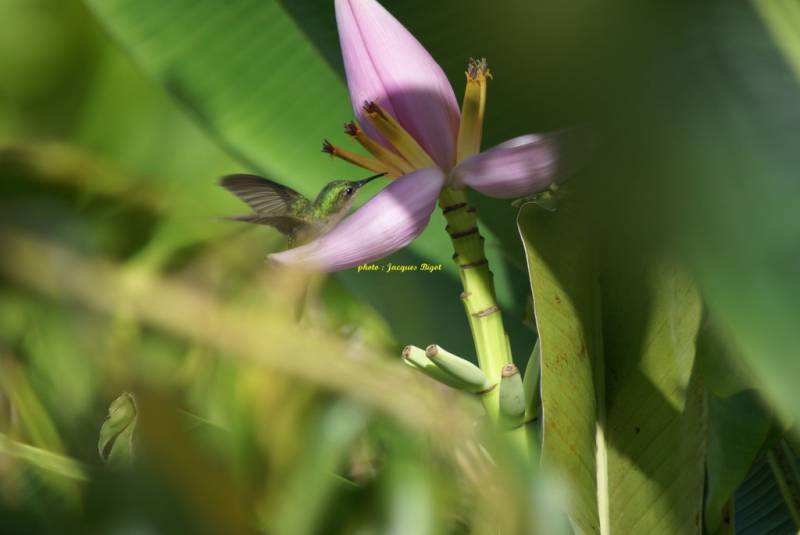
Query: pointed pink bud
xmin=335 ymin=0 xmax=460 ymax=169
xmin=268 ymin=167 xmax=445 ymax=271
xmin=453 ymin=134 xmax=562 ymax=199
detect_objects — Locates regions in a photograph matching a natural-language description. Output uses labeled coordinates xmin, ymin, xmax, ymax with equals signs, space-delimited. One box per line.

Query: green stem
xmin=438 ymin=187 xmax=513 ymax=422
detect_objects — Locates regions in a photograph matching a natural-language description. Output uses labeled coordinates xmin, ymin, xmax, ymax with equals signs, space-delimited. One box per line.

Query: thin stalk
xmin=592 ymin=283 xmax=609 ymax=535
xmin=438 ymin=187 xmax=513 ymax=421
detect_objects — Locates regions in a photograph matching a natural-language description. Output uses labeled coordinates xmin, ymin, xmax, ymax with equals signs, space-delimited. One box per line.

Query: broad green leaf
xmin=520 ymin=201 xmax=706 ymax=534
xmin=705 ymin=391 xmax=772 ymax=532
xmin=83 ymin=0 xmax=352 ymax=194
xmin=673 ymin=0 xmax=800 ymax=442
xmin=601 ymin=260 xmax=705 ymax=534
xmin=518 ymin=201 xmax=601 ymax=534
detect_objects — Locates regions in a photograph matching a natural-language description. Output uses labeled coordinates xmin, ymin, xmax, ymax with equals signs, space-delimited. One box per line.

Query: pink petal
xmin=269 ymin=167 xmax=445 ymax=271
xmin=453 ymin=134 xmax=562 ymax=199
xmin=335 ymin=0 xmax=460 ymax=169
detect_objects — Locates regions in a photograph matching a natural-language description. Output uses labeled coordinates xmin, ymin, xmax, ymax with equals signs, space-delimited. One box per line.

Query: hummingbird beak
xmin=354 ymin=172 xmax=386 ymax=188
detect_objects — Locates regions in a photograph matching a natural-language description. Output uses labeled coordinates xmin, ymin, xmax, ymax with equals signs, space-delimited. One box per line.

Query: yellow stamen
xmin=362 ymin=102 xmax=436 ymax=170
xmin=457 ymin=58 xmax=492 ymax=162
xmin=345 ymin=121 xmax=414 ymax=176
xmin=322 ymin=140 xmax=399 ymax=178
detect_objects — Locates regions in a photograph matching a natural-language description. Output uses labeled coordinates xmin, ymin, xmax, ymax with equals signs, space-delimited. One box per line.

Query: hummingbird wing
xmin=219 ymin=174 xmax=311 ymax=235
xmin=219 ymin=174 xmax=310 ymax=216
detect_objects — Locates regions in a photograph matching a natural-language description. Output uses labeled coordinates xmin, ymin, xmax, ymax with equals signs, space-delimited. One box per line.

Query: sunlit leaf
xmin=519 ymin=201 xmax=706 ymax=533
xmin=517 ymin=201 xmax=601 ymax=534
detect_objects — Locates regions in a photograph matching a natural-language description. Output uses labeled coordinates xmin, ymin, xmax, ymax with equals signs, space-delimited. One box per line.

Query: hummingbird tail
xmin=222 ymin=213 xmax=307 ymax=238
xmin=224 ymin=214 xmax=268 ymax=224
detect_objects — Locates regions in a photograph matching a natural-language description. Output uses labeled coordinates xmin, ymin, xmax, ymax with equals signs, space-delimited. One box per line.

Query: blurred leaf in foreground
xmin=0 ymin=357 xmax=82 ymax=506
xmin=272 ymin=401 xmax=368 ymax=535
xmin=0 ymin=434 xmax=87 ymax=484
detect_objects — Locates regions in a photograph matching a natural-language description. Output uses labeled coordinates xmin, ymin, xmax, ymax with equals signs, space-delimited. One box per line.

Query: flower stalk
xmin=439 ymin=187 xmax=512 ymax=420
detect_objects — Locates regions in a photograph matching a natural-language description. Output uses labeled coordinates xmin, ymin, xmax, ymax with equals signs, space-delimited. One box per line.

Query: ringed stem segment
xmin=438 ymin=186 xmax=513 ymax=421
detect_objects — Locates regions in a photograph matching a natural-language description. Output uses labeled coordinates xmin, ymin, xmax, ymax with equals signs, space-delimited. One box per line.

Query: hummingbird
xmin=219 ymin=172 xmax=385 ymax=248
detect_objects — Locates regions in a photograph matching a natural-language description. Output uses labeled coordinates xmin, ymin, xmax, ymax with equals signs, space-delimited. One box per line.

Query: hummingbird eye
xmin=345 ymin=186 xmax=354 ymax=196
